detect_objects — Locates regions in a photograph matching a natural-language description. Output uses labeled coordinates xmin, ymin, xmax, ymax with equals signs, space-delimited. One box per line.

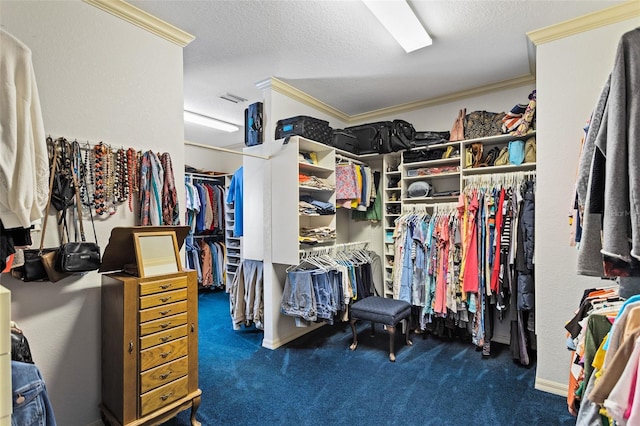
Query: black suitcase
xmin=244 ymin=102 xmax=263 ymax=147
xmin=275 ymin=115 xmax=332 ymax=146
xmin=331 ymin=130 xmax=358 ymax=154
xmin=344 ymin=122 xmax=392 ymax=154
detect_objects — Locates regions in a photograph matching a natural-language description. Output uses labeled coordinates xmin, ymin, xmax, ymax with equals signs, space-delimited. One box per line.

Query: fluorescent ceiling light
xmin=184 ymin=110 xmax=239 ymax=132
xmin=362 ymin=0 xmax=432 ymax=53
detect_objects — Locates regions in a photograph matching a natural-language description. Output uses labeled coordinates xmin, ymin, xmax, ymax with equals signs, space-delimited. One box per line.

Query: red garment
xmin=490 ymin=189 xmax=506 ymax=293
xmin=463 ymin=192 xmax=479 ymax=293
xmin=434 ymin=216 xmax=449 ymax=314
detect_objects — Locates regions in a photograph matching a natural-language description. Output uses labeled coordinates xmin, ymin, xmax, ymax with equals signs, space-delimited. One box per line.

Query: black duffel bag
xmin=391 ymin=119 xmax=415 ymax=151
xmin=412 ymin=131 xmax=450 ymax=147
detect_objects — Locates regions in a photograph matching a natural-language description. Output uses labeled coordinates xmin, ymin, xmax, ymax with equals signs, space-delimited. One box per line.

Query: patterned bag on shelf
xmin=464 ymin=110 xmax=506 ymax=139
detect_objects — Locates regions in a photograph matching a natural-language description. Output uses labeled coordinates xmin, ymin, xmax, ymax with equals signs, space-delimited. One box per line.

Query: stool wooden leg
xmin=349 ymin=318 xmax=358 ymax=351
xmin=388 ymin=325 xmax=396 ymax=362
xmin=405 ymin=318 xmax=413 ymax=347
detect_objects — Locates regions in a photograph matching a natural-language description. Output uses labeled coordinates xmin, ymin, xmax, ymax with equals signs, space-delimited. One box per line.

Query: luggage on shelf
xmin=275 ymin=115 xmax=333 ymax=146
xmin=412 ymin=130 xmax=450 ymax=147
xmin=331 ymin=130 xmax=358 ymax=154
xmin=344 ymin=120 xmax=415 ymax=155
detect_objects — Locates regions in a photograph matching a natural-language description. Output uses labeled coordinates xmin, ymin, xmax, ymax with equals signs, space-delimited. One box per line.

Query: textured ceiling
xmin=129 ymin=0 xmax=625 ymax=145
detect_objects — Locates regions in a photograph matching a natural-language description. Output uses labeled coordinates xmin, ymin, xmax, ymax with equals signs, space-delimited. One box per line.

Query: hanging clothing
xmin=0 ymin=29 xmax=49 ymax=229
xmin=139 ymin=150 xmax=164 ymax=226
xmin=226 ymin=167 xmax=244 ymax=237
xmin=160 ymin=152 xmax=179 ymax=225
xmin=577 ymin=28 xmax=640 ymax=276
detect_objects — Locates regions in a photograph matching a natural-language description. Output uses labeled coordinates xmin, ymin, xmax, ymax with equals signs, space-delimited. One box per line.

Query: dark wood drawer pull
xmin=159 ymin=309 xmax=171 ymax=315
xmin=160 ymin=322 xmax=172 ymax=329
xmin=160 ymin=350 xmax=172 ymax=358
xmin=160 ymin=391 xmax=174 ymax=401
xmin=160 ymin=283 xmax=172 ymax=289
xmin=159 ymin=296 xmax=171 ymax=302
xmin=160 ymin=335 xmax=172 ymax=342
xmin=159 ymin=371 xmax=173 ymax=380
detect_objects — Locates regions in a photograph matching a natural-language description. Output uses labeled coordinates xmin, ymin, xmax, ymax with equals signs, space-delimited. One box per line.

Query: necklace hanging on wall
xmin=127 ymin=147 xmax=138 ymax=212
xmin=93 ymin=142 xmax=106 ymax=215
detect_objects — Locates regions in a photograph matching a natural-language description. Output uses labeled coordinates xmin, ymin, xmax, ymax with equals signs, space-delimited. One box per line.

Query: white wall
xmin=534 ymin=17 xmax=640 ymax=394
xmin=0 ymin=1 xmax=185 ymax=424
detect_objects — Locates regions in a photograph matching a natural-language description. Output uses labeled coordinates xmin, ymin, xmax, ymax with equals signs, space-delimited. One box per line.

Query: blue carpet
xmin=162 ymin=290 xmax=574 ymax=426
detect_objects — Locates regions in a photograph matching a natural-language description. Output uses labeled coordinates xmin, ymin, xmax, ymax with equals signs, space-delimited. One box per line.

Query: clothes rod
xmin=300 ymin=240 xmax=370 ymax=255
xmin=335 ymin=154 xmax=367 ymax=166
xmin=184 ymin=140 xmax=269 ymax=160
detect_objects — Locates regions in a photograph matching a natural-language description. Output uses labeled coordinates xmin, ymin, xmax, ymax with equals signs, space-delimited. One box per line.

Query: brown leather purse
xmin=449 ymin=108 xmax=466 ymax=141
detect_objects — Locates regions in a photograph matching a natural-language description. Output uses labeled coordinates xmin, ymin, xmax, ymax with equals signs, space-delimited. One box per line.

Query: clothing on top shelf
xmin=299 ymin=174 xmax=334 ymax=190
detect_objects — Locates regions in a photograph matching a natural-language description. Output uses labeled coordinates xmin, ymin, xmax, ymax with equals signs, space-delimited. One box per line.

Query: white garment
xmin=604 ymin=336 xmax=640 ymax=425
xmin=0 ymin=29 xmax=48 ymax=228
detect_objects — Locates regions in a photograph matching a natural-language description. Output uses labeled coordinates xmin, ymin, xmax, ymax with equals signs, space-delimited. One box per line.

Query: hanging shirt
xmin=226 ymin=167 xmax=244 ymax=237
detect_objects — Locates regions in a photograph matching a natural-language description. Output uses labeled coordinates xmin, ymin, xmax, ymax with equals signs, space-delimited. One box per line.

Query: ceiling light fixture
xmin=184 ymin=110 xmax=240 ymax=132
xmin=362 ymin=0 xmax=432 ymax=53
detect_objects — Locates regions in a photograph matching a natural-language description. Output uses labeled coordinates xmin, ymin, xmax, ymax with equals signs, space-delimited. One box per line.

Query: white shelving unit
xmin=225 ymin=188 xmax=242 ymax=290
xmin=271 ymin=136 xmax=336 ymax=265
xmin=382 ymin=130 xmax=536 ymax=299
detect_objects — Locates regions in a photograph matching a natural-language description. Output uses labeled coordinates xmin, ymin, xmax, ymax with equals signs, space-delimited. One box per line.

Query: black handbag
xmin=19 ymin=145 xmax=66 ymax=282
xmin=11 ymin=326 xmax=34 ymax=364
xmin=55 ymin=149 xmax=101 ymax=274
xmin=56 ymin=241 xmax=101 ymax=273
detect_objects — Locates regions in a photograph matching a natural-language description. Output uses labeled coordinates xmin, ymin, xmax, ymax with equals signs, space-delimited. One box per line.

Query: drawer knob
xmin=160 ymin=309 xmax=171 ymax=315
xmin=160 ymin=297 xmax=171 ymax=302
xmin=159 ymin=370 xmax=173 ymax=380
xmin=160 ymin=391 xmax=174 ymax=401
xmin=160 ymin=350 xmax=172 ymax=358
xmin=160 ymin=283 xmax=172 ymax=289
xmin=160 ymin=322 xmax=172 ymax=329
xmin=129 ymin=341 xmax=134 ymax=354
xmin=160 ymin=335 xmax=172 ymax=343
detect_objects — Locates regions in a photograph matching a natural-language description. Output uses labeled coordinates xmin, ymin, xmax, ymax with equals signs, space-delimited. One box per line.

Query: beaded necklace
xmin=94 ymin=142 xmax=106 ymax=215
xmin=127 ymin=148 xmax=138 ymax=212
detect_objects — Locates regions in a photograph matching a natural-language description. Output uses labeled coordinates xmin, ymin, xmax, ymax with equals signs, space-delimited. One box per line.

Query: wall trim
xmin=269 ymin=77 xmax=351 ymax=122
xmin=83 ymin=0 xmax=195 ymax=47
xmin=535 ymin=377 xmax=568 ymax=397
xmin=269 ymin=74 xmax=534 ymax=124
xmin=350 ymin=74 xmax=535 ymax=123
xmin=527 ymin=0 xmax=640 ymax=46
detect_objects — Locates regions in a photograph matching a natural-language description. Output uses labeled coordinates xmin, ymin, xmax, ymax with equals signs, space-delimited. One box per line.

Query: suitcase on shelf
xmin=275 ymin=115 xmax=332 ymax=146
xmin=344 ymin=122 xmax=392 ymax=154
xmin=331 ymin=130 xmax=359 ymax=154
xmin=412 ymin=131 xmax=450 ymax=147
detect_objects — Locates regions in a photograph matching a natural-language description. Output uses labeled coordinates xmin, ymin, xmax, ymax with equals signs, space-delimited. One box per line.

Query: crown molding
xmin=269 ymin=77 xmax=351 ymax=122
xmin=83 ymin=0 xmax=195 ymax=47
xmin=349 ymin=74 xmax=536 ymax=123
xmin=527 ymin=0 xmax=640 ymax=46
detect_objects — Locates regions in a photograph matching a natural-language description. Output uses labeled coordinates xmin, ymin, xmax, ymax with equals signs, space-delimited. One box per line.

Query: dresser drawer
xmin=140 ymin=288 xmax=187 ymax=310
xmin=140 ymin=337 xmax=188 ymax=371
xmin=139 ymin=301 xmax=187 ymax=323
xmin=140 ymin=356 xmax=189 ymax=394
xmin=140 ymin=376 xmax=188 ymax=417
xmin=139 ymin=276 xmax=187 ymax=297
xmin=140 ymin=312 xmax=188 ymax=337
xmin=140 ymin=325 xmax=187 ymax=350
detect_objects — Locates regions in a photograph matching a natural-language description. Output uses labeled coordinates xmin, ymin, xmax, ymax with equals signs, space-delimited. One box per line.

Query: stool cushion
xmin=350 ymin=296 xmax=411 ymax=326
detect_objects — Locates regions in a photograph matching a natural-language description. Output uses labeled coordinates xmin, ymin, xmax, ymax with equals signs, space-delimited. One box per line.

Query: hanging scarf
xmin=161 ymin=152 xmax=180 ymax=225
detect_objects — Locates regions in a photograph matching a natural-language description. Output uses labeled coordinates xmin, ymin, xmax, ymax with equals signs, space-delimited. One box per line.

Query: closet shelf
xmin=402 ymin=195 xmax=459 ymax=203
xmin=299 ymin=185 xmax=334 ymax=192
xmin=404 ymin=157 xmax=460 ymax=168
xmin=404 ymin=171 xmax=460 ymax=180
xmin=411 ymin=140 xmax=460 ymax=151
xmin=299 ymin=162 xmax=333 ymax=174
xmin=460 ymin=131 xmax=536 ymax=146
xmin=385 ymin=187 xmax=402 ymax=191
xmin=462 ymin=162 xmax=536 ymax=175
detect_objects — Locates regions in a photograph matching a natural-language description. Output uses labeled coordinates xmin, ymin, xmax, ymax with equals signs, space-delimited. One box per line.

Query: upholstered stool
xmin=349 ymin=296 xmax=412 ymax=362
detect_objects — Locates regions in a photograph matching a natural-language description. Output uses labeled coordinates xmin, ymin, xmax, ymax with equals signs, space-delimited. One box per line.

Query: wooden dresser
xmin=99 ymin=226 xmax=200 ymax=426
